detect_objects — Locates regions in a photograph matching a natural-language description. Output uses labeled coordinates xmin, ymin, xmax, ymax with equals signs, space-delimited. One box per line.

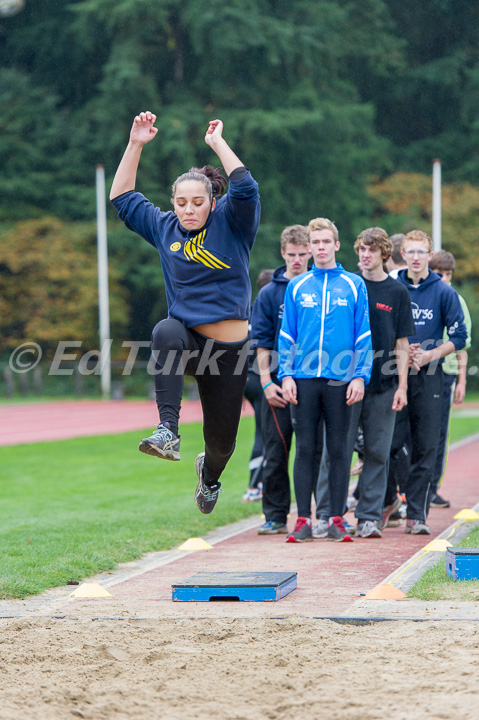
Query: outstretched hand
xmin=130 ymin=111 xmax=158 ymax=145
xmin=204 ymin=119 xmax=223 ymax=148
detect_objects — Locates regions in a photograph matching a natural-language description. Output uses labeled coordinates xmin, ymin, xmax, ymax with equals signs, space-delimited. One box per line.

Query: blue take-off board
xmin=172 ymin=571 xmax=297 ymax=602
xmin=446 ymin=547 xmax=479 ymax=581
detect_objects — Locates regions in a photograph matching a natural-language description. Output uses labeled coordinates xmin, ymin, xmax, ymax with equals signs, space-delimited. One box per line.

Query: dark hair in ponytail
xmin=171 ymin=165 xmax=227 ymax=203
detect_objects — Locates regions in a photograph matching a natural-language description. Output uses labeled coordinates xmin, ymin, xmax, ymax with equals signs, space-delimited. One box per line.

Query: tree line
xmin=1 ymin=0 xmax=478 ymax=383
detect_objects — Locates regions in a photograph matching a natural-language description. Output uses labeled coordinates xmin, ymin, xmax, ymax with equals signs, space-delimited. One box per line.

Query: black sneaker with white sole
xmin=194 ymin=452 xmax=222 ymax=514
xmin=430 ymin=492 xmax=450 ymax=508
xmin=139 ymin=422 xmax=181 ymax=461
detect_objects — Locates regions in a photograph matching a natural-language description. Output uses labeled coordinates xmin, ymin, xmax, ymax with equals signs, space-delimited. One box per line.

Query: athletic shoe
xmin=242 ymin=487 xmax=263 ymax=503
xmin=356 ymin=520 xmax=382 ymax=538
xmin=430 ymin=493 xmax=451 ymax=509
xmin=346 ymin=494 xmax=358 ymax=511
xmin=194 ymin=453 xmax=222 ymax=514
xmin=386 ymin=513 xmax=404 ymax=528
xmin=380 ymin=495 xmax=403 ymax=529
xmin=405 ymin=519 xmax=431 ymax=535
xmin=286 ymin=517 xmax=313 ymax=543
xmin=312 ymin=519 xmax=329 ymax=539
xmin=257 ymin=521 xmax=288 ymax=535
xmin=350 ymin=459 xmax=363 ymax=476
xmin=327 ymin=516 xmax=353 ymax=542
xmin=139 ymin=422 xmax=180 ymax=461
xmin=343 ymin=520 xmax=357 ymax=536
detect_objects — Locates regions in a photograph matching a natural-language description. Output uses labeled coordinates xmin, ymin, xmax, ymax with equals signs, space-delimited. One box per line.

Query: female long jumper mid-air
xmin=110 ymin=111 xmax=261 ymax=514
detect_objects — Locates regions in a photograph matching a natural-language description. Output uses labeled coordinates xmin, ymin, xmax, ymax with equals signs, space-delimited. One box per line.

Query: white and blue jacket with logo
xmin=277 ymin=263 xmax=373 ymax=383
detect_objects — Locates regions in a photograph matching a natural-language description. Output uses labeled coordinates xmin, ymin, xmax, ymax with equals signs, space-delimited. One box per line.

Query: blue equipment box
xmin=172 ymin=571 xmax=297 ymax=602
xmin=446 ymin=547 xmax=479 ymax=581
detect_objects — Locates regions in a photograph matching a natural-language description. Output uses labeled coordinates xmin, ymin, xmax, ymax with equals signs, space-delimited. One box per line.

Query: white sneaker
xmin=356 ymin=520 xmax=382 ymax=538
xmin=242 ymin=487 xmax=262 ymax=502
xmin=312 ymin=519 xmax=329 ymax=538
xmin=346 ymin=494 xmax=358 ymax=511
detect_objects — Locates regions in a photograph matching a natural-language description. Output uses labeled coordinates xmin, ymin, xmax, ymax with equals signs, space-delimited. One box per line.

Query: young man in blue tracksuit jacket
xmin=394 ymin=230 xmax=467 ymax=534
xmin=278 ymin=217 xmax=373 ymax=542
xmin=251 ymin=225 xmax=323 ymax=535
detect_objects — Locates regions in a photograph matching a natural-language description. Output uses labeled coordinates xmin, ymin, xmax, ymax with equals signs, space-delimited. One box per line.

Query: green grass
xmin=408 ymin=526 xmax=479 ymax=601
xmin=449 ymin=414 xmax=479 ymax=444
xmin=0 ymin=417 xmax=262 ymax=599
xmin=1 ymin=411 xmax=478 ymax=600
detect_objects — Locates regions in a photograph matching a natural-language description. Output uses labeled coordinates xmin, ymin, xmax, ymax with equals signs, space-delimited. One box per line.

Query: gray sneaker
xmin=327 ymin=516 xmax=353 ymax=542
xmin=286 ymin=517 xmax=313 ymax=543
xmin=405 ymin=519 xmax=431 ymax=535
xmin=356 ymin=520 xmax=382 ymax=538
xmin=312 ymin=519 xmax=329 ymax=539
xmin=194 ymin=453 xmax=222 ymax=514
xmin=139 ymin=422 xmax=180 ymax=461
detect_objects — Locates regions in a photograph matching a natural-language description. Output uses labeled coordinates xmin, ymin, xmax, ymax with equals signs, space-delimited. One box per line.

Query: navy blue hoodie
xmin=112 ymin=170 xmax=260 ymax=328
xmin=396 ymin=269 xmax=467 ymax=358
xmin=251 ymin=265 xmax=291 ymax=377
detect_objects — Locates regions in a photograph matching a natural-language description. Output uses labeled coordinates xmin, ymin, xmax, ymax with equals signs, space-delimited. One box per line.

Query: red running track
xmin=0 ymin=399 xmax=253 ymax=447
xmin=53 ymin=436 xmax=479 ymax=619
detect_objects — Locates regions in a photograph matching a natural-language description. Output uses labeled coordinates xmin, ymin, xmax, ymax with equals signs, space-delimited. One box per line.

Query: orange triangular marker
xmin=363 ymin=584 xmax=406 ymax=600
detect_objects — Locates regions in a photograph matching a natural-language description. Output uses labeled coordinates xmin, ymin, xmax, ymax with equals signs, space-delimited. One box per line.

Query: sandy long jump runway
xmin=1 ymin=410 xmax=479 ymax=718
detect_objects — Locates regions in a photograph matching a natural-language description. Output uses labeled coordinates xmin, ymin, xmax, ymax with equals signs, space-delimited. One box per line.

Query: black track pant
xmin=151 ymin=318 xmax=249 ymax=486
xmin=244 ymin=370 xmax=264 ymax=489
xmin=261 ymin=388 xmax=323 ymax=524
xmin=431 ymin=372 xmax=456 ymax=493
xmin=291 ymin=378 xmax=350 ymax=519
xmin=384 ymin=408 xmax=411 ymax=506
xmin=401 ymin=367 xmax=444 ymax=521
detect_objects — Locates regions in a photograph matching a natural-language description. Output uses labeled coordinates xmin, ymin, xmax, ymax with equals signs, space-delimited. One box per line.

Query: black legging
xmin=151 ymin=318 xmax=249 ymax=485
xmin=291 ymin=378 xmax=351 ymax=518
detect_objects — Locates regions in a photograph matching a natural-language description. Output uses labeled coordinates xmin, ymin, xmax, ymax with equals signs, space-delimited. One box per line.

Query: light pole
xmin=432 ymin=159 xmax=442 ymax=252
xmin=96 ymin=164 xmax=111 ymax=398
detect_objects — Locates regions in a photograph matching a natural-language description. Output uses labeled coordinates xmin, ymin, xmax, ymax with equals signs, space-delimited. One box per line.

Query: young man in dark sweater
xmin=395 ymin=231 xmax=468 ymax=533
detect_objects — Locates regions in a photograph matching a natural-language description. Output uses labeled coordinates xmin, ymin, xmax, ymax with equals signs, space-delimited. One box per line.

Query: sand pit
xmin=1 ymin=616 xmax=478 ymax=719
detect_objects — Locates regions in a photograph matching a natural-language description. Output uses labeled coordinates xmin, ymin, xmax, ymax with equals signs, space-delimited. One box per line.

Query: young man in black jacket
xmin=395 ymin=231 xmax=468 ymax=533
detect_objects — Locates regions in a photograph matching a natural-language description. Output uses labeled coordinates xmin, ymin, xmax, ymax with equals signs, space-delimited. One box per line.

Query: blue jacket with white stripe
xmin=277 ymin=263 xmax=373 ymax=383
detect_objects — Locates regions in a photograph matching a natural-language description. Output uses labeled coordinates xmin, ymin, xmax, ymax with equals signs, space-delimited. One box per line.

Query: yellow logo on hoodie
xmin=184 ymin=229 xmax=230 ymax=269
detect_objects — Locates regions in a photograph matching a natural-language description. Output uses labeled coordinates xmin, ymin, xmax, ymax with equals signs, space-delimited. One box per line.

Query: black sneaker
xmin=194 ymin=453 xmax=222 ymax=514
xmin=327 ymin=516 xmax=353 ymax=542
xmin=430 ymin=493 xmax=450 ymax=508
xmin=139 ymin=422 xmax=180 ymax=461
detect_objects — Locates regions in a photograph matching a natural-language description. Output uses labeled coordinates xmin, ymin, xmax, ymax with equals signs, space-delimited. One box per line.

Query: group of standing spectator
xmin=246 ymin=222 xmax=470 ymax=543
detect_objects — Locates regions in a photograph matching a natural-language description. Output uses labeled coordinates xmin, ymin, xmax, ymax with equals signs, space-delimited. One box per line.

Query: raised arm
xmin=110 ymin=111 xmax=158 ymax=201
xmin=204 ymin=119 xmax=243 ymax=176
